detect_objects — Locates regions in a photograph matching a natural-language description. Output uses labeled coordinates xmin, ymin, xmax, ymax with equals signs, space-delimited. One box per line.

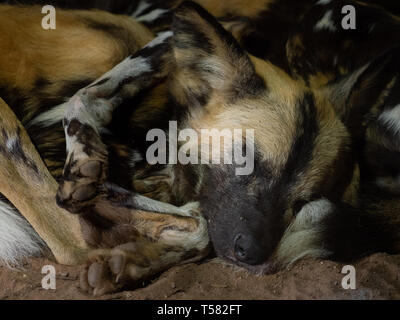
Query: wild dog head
xmin=168 ymin=2 xmax=400 ymax=269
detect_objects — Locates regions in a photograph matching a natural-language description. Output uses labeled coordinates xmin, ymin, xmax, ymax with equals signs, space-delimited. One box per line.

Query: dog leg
xmin=56 ymin=31 xmax=173 ymax=213
xmin=0 ymin=98 xmax=90 ymax=265
xmin=78 ymin=186 xmax=209 ymax=295
xmin=51 ymin=32 xmax=210 ymax=295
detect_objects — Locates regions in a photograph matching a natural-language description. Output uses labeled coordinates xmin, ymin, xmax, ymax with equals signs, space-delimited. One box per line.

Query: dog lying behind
xmin=0 ymin=1 xmax=399 ymax=295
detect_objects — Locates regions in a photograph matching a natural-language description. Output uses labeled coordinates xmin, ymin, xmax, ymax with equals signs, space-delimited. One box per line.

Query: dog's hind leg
xmin=0 ymin=98 xmax=90 ymax=265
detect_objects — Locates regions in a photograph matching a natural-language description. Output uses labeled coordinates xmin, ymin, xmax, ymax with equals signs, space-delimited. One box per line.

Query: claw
xmin=79 ymin=266 xmax=92 ymax=293
xmin=109 ymin=254 xmax=125 ymax=276
xmin=58 ymin=114 xmax=108 ymax=215
xmin=86 ymin=261 xmax=117 ymax=296
xmin=80 ymin=244 xmax=159 ymax=296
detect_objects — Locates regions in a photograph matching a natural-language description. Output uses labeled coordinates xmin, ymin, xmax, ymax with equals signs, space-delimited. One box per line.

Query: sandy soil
xmin=0 ymin=253 xmax=399 ymax=300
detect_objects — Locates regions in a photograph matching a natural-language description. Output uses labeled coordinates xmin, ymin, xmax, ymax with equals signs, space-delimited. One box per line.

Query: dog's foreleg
xmin=78 ymin=187 xmax=210 ymax=296
xmin=56 ymin=31 xmax=173 ymax=213
xmin=0 ymin=98 xmax=90 ymax=265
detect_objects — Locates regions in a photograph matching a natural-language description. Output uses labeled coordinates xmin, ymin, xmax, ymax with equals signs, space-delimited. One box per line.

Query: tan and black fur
xmin=0 ymin=0 xmax=399 ymax=295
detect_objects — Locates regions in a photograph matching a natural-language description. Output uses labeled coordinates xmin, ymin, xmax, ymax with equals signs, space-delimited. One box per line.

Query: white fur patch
xmin=5 ymin=135 xmax=18 ymax=152
xmin=64 ymin=95 xmax=108 ymax=130
xmin=122 ymin=190 xmax=197 ymax=218
xmin=63 ymin=56 xmax=152 ymax=131
xmin=316 ymin=0 xmax=332 ymax=5
xmin=378 ymin=104 xmax=400 ymax=136
xmin=31 ymin=57 xmax=152 ymax=130
xmin=132 ymin=194 xmax=186 ymax=215
xmin=137 ymin=8 xmax=168 ymax=23
xmin=294 ymin=199 xmax=334 ymax=227
xmin=274 ymin=199 xmax=334 ymax=266
xmin=99 ymin=56 xmax=152 ymax=88
xmin=131 ymin=0 xmax=151 ymax=18
xmin=28 ymin=102 xmax=68 ymax=128
xmin=314 ymin=10 xmax=337 ymax=32
xmin=0 ymin=199 xmax=43 ymax=266
xmin=146 ymin=31 xmax=173 ymax=48
xmin=129 ymin=150 xmax=144 ymax=168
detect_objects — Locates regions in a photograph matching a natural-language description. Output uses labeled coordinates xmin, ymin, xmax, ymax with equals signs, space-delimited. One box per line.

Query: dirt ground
xmin=0 ymin=253 xmax=399 ymax=300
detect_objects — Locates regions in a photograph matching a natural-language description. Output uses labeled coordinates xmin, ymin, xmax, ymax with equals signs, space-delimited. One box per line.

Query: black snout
xmin=233 ymin=233 xmax=269 ymax=265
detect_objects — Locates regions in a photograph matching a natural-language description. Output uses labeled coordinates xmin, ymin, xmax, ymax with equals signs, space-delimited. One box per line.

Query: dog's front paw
xmin=57 ymin=118 xmax=108 ymax=213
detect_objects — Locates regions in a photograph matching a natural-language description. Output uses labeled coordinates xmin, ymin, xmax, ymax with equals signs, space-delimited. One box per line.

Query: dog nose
xmin=234 ymin=233 xmax=266 ymax=265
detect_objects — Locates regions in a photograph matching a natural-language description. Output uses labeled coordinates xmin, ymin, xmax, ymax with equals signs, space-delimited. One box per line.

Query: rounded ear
xmin=170 ymin=1 xmax=265 ymax=107
xmin=333 ymin=46 xmax=400 ymax=138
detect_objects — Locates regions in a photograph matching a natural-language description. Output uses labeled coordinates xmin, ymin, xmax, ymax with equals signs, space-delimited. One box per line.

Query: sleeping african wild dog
xmin=0 ymin=0 xmax=399 ymax=295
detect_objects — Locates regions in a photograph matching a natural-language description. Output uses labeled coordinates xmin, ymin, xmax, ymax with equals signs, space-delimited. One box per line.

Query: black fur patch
xmin=172 ymin=17 xmax=214 ymax=53
xmin=322 ymin=200 xmax=395 ymax=261
xmin=268 ymin=92 xmax=318 ymax=204
xmin=230 ymin=72 xmax=266 ymax=101
xmin=174 ymin=2 xmax=245 ymax=60
xmin=67 ymin=119 xmax=82 ymax=137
